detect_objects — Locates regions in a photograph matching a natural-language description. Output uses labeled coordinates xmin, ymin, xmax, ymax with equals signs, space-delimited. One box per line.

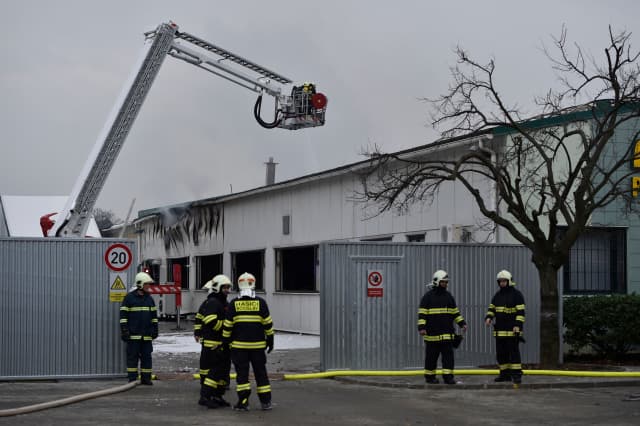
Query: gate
xmin=320 ymin=242 xmax=540 ymax=370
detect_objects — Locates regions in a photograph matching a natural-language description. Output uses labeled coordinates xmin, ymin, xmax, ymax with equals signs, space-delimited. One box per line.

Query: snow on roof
xmin=0 ymin=195 xmax=101 ymax=237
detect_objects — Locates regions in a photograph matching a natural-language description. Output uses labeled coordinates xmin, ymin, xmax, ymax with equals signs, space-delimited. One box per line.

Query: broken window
xmin=167 ymin=256 xmax=190 ymax=290
xmin=276 ymin=245 xmax=318 ymax=292
xmin=196 ymin=253 xmax=223 ymax=289
xmin=232 ymin=250 xmax=264 ymax=291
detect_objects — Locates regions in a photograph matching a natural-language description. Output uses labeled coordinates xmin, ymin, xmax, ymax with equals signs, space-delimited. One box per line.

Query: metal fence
xmin=320 ymin=242 xmax=540 ymax=370
xmin=0 ymin=238 xmax=135 ymax=380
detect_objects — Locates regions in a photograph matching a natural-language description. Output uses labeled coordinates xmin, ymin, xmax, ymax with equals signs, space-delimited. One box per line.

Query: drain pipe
xmin=476 ymin=136 xmax=499 ymax=243
xmin=284 ymin=369 xmax=640 ymax=380
xmin=0 ymin=381 xmax=138 ymax=417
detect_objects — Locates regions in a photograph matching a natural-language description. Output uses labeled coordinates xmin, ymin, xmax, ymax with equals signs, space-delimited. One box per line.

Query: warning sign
xmin=109 ymin=272 xmax=128 ymax=303
xmin=111 ymin=276 xmax=126 ymax=290
xmin=367 ymin=270 xmax=384 ymax=297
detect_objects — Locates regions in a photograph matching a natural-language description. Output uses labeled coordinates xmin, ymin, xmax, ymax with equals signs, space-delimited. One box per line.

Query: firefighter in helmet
xmin=417 ymin=270 xmax=467 ymax=385
xmin=120 ymin=271 xmax=158 ymax=384
xmin=485 ymin=270 xmax=526 ymax=384
xmin=222 ymin=272 xmax=274 ymax=411
xmin=194 ymin=274 xmax=232 ymax=408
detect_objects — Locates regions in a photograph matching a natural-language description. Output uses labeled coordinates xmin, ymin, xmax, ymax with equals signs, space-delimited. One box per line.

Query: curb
xmin=334 ymin=376 xmax=640 ymax=390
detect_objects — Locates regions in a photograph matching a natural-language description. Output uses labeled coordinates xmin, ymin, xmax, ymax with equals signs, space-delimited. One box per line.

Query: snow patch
xmin=154 ymin=332 xmax=319 ymax=353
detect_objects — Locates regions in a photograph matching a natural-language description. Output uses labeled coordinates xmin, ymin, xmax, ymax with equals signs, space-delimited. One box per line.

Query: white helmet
xmin=211 ymin=274 xmax=232 ymax=293
xmin=238 ymin=272 xmax=256 ymax=290
xmin=135 ymin=271 xmax=154 ymax=289
xmin=496 ymin=270 xmax=513 ymax=286
xmin=202 ymin=279 xmax=214 ymax=293
xmin=432 ymin=270 xmax=449 ymax=287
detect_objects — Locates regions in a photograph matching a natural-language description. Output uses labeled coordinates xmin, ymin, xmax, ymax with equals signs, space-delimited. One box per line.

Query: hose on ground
xmin=283 ymin=369 xmax=640 ymax=380
xmin=0 ymin=380 xmax=138 ymax=417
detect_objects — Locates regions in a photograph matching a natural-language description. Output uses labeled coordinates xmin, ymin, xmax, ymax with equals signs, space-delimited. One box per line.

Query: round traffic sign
xmin=105 ymin=243 xmax=132 ymax=272
xmin=368 ymin=271 xmax=383 ymax=286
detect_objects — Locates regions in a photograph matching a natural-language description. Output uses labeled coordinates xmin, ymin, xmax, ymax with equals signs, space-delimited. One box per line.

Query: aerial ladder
xmin=42 ymin=21 xmax=327 ymax=238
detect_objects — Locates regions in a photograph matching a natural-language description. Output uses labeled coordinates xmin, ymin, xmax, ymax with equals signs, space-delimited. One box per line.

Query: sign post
xmin=105 ymin=243 xmax=133 ymax=302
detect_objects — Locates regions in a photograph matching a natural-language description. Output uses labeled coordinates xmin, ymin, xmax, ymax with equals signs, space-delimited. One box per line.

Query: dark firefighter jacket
xmin=120 ymin=290 xmax=158 ymax=341
xmin=194 ymin=292 xmax=228 ymax=348
xmin=417 ymin=286 xmax=466 ymax=342
xmin=222 ymin=296 xmax=274 ymax=350
xmin=485 ymin=284 xmax=526 ymax=337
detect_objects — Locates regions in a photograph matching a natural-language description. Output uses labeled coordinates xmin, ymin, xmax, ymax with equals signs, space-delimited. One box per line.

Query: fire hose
xmin=0 ymin=381 xmax=138 ymax=417
xmin=283 ymin=369 xmax=640 ymax=380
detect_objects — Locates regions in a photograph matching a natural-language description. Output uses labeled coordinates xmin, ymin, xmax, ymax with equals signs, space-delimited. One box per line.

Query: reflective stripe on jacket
xmin=222 ymin=296 xmax=274 ymax=349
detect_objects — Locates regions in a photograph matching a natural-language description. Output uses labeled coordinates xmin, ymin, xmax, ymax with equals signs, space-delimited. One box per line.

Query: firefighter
xmin=222 ymin=272 xmax=274 ymax=411
xmin=120 ymin=271 xmax=158 ymax=384
xmin=194 ymin=274 xmax=232 ymax=408
xmin=417 ymin=270 xmax=467 ymax=385
xmin=485 ymin=270 xmax=526 ymax=384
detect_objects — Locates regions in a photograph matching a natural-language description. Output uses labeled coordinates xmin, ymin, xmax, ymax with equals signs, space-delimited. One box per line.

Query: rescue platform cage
xmin=278 ymin=88 xmax=327 ymax=130
xmin=0 ymin=238 xmax=135 ymax=380
xmin=319 ymin=242 xmax=542 ymax=371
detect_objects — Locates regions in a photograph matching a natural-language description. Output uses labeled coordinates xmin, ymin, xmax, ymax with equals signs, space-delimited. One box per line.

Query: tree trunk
xmin=537 ymin=263 xmax=561 ymax=367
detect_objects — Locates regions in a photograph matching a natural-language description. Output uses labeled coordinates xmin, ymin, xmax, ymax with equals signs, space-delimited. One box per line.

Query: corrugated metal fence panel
xmin=320 ymin=242 xmax=540 ymax=371
xmin=0 ymin=238 xmax=134 ymax=380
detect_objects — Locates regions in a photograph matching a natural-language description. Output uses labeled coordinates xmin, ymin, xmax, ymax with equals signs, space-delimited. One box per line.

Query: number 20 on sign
xmin=104 ymin=243 xmax=132 ymax=272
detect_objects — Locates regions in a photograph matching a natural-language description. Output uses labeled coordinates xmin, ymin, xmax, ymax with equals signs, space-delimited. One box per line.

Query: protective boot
xmin=425 ymin=375 xmax=439 ymax=384
xmin=443 ymin=375 xmax=456 ymax=385
xmin=233 ymin=391 xmax=250 ymax=411
xmin=494 ymin=373 xmax=511 ymax=382
xmin=211 ymin=396 xmax=230 ymax=407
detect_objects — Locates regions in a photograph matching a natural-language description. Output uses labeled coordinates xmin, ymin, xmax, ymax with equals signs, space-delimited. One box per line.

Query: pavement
xmin=1 ymin=321 xmax=640 ymax=425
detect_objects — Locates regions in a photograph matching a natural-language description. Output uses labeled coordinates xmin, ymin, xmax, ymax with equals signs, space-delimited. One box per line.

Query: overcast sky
xmin=2 ymin=1 xmax=639 ymax=219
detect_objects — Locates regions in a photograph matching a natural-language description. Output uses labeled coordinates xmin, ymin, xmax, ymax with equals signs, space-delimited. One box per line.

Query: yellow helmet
xmin=238 ymin=272 xmax=256 ymax=290
xmin=135 ymin=272 xmax=154 ymax=289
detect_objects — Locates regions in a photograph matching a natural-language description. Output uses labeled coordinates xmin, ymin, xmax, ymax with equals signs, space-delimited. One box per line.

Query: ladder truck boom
xmin=44 ymin=22 xmax=327 ymax=238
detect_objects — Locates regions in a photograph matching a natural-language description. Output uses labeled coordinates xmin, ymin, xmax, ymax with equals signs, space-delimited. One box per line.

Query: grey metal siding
xmin=320 ymin=242 xmax=540 ymax=370
xmin=0 ymin=238 xmax=134 ymax=380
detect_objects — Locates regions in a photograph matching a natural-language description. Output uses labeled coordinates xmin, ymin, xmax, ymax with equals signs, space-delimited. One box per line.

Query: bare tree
xmin=360 ymin=27 xmax=640 ymax=367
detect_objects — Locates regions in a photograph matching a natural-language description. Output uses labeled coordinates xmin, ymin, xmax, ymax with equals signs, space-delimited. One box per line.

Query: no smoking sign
xmin=367 ymin=270 xmax=384 ymax=297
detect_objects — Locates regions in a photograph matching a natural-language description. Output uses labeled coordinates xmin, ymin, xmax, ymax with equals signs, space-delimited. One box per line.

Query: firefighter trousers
xmin=495 ymin=337 xmax=522 ymax=379
xmin=126 ymin=340 xmax=153 ymax=382
xmin=424 ymin=341 xmax=454 ymax=380
xmin=201 ymin=346 xmax=231 ymax=398
xmin=231 ymin=348 xmax=271 ymax=404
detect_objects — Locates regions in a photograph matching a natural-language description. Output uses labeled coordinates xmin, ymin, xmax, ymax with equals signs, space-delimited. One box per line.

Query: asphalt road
xmin=1 ymin=377 xmax=639 ymax=425
xmin=1 ymin=322 xmax=639 ymax=425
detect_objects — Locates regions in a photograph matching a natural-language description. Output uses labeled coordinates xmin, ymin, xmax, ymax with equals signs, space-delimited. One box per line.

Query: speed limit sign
xmin=104 ymin=243 xmax=132 ymax=272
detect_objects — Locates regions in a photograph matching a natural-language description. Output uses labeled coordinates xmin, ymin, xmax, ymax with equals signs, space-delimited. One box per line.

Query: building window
xmin=196 ymin=254 xmax=223 ymax=289
xmin=361 ymin=236 xmax=393 ymax=242
xmin=167 ymin=257 xmax=190 ymax=290
xmin=232 ymin=250 xmax=264 ymax=291
xmin=561 ymin=227 xmax=626 ymax=294
xmin=276 ymin=245 xmax=318 ymax=292
xmin=139 ymin=259 xmax=161 ymax=283
xmin=282 ymin=215 xmax=290 ymax=235
xmin=407 ymin=233 xmax=425 ymax=242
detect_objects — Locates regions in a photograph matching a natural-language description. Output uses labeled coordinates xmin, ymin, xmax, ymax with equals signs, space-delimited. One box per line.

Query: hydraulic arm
xmin=44 ymin=22 xmax=327 ymax=238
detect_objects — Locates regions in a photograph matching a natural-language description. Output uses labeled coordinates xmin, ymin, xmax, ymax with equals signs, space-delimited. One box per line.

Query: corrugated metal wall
xmin=320 ymin=242 xmax=540 ymax=370
xmin=0 ymin=238 xmax=134 ymax=380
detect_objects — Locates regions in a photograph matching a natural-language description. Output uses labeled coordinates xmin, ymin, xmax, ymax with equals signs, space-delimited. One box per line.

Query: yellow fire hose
xmin=283 ymin=369 xmax=640 ymax=380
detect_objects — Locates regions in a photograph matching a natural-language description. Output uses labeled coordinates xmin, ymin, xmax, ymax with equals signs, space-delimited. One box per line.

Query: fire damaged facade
xmin=130 ymin=105 xmax=640 ymax=335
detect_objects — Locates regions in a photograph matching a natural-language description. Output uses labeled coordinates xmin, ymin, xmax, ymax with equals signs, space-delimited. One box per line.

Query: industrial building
xmin=131 ymin=104 xmax=640 ymax=335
